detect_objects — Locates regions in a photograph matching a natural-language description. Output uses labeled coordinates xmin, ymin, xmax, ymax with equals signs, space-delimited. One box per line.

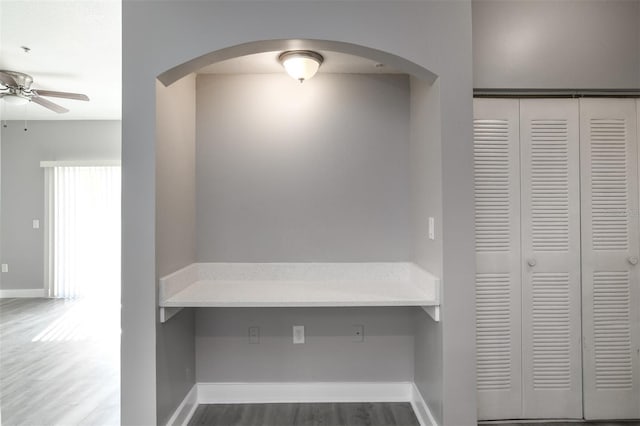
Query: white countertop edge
xmin=159 ymin=262 xmax=441 ymax=308
xmin=159 ymin=263 xmax=199 ymax=300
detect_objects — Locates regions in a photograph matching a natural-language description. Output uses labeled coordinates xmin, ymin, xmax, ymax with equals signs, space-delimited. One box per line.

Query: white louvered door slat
xmin=474 ymin=99 xmax=522 ymax=420
xmin=581 ymin=99 xmax=640 ymax=420
xmin=520 ymin=99 xmax=583 ymax=419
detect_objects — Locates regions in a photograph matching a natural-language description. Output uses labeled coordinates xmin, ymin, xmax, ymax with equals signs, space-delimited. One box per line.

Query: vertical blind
xmin=45 ymin=166 xmax=121 ymax=300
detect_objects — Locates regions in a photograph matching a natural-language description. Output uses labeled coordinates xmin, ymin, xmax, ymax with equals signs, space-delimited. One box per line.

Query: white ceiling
xmin=0 ymin=0 xmax=121 ymax=120
xmin=0 ymin=1 xmax=400 ymax=121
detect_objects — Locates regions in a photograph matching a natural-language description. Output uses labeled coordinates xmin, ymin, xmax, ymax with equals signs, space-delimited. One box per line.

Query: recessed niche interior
xmin=156 ymin=45 xmax=441 ymax=319
xmin=155 ymin=43 xmax=442 ymax=410
xmin=196 ymin=67 xmax=410 ymax=262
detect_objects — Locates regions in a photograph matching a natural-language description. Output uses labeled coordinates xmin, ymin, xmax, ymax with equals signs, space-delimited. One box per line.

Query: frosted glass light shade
xmin=3 ymin=94 xmax=29 ymax=105
xmin=279 ymin=51 xmax=324 ymax=83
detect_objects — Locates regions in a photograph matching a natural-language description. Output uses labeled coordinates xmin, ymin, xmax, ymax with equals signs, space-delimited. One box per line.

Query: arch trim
xmin=157 ymin=39 xmax=437 ymax=86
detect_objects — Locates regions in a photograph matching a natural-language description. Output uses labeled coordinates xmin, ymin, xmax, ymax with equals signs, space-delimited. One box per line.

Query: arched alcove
xmin=156 ymin=37 xmax=441 ymax=275
xmin=155 ymin=38 xmax=445 ymax=424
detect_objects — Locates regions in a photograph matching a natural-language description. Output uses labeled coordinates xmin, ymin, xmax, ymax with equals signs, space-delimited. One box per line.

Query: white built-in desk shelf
xmin=159 ymin=262 xmax=440 ymax=323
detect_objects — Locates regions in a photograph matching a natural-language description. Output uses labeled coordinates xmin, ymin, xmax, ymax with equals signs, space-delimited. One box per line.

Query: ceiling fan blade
xmin=0 ymin=71 xmax=18 ymax=87
xmin=31 ymin=96 xmax=69 ymax=114
xmin=34 ymin=89 xmax=89 ymax=101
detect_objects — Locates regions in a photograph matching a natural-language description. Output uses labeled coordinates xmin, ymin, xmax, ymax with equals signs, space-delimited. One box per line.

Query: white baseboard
xmin=165 ymin=384 xmax=198 ymax=426
xmin=0 ymin=289 xmax=45 ymax=298
xmin=411 ymin=383 xmax=438 ymax=426
xmin=168 ymin=381 xmax=438 ymax=426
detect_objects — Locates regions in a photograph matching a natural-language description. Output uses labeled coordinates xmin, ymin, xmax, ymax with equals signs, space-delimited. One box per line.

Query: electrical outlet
xmin=1 ymin=264 xmax=7 ymax=273
xmin=32 ymin=219 xmax=40 ymax=229
xmin=293 ymin=325 xmax=305 ymax=344
xmin=352 ymin=325 xmax=364 ymax=342
xmin=249 ymin=326 xmax=260 ymax=344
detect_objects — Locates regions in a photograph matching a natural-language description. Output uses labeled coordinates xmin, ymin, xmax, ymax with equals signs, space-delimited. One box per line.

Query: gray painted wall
xmin=156 ymin=76 xmax=197 ymax=278
xmin=414 ymin=308 xmax=444 ymax=424
xmin=410 ymin=78 xmax=444 ymax=425
xmin=473 ymin=0 xmax=640 ymax=89
xmin=155 ymin=76 xmax=197 ymax=425
xmin=193 ymin=73 xmax=442 ymax=388
xmin=123 ymin=2 xmax=474 ymax=424
xmin=194 ymin=74 xmax=416 ymax=386
xmin=197 ymin=307 xmax=414 ymax=382
xmin=196 ymin=73 xmax=410 ymax=262
xmin=0 ymin=120 xmax=121 ymax=291
xmin=437 ymin=3 xmax=475 ymax=423
xmin=409 ymin=79 xmax=442 ymax=284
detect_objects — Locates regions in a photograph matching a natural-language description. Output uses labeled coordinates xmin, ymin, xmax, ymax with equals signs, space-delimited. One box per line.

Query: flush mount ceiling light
xmin=278 ymin=50 xmax=324 ymax=83
xmin=2 ymin=94 xmax=30 ymax=105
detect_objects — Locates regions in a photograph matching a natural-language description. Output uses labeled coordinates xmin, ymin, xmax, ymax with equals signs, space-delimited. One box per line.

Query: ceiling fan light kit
xmin=2 ymin=94 xmax=29 ymax=105
xmin=0 ymin=70 xmax=89 ymax=114
xmin=278 ymin=50 xmax=324 ymax=83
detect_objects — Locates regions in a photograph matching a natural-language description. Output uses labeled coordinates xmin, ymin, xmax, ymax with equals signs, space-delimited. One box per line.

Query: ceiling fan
xmin=0 ymin=70 xmax=89 ymax=114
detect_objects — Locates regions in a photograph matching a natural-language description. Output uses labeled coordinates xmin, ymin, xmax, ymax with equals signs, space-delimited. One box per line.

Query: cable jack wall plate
xmin=293 ymin=325 xmax=305 ymax=344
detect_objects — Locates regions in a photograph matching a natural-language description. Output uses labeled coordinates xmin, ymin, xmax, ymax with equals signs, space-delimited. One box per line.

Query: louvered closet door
xmin=520 ymin=99 xmax=583 ymax=419
xmin=474 ymin=99 xmax=522 ymax=420
xmin=581 ymin=99 xmax=640 ymax=420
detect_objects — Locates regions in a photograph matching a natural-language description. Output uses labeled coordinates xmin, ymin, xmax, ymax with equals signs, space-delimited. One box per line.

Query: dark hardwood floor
xmin=188 ymin=402 xmax=420 ymax=426
xmin=0 ymin=298 xmax=120 ymax=425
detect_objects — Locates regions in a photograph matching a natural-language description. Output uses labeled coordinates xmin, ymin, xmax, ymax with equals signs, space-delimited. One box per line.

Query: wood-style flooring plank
xmin=0 ymin=298 xmax=120 ymax=426
xmin=188 ymin=402 xmax=420 ymax=426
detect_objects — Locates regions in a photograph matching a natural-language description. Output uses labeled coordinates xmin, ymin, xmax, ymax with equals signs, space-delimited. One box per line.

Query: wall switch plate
xmin=352 ymin=324 xmax=364 ymax=342
xmin=293 ymin=325 xmax=305 ymax=344
xmin=32 ymin=219 xmax=40 ymax=229
xmin=248 ymin=326 xmax=260 ymax=344
xmin=1 ymin=264 xmax=7 ymax=273
xmin=428 ymin=217 xmax=435 ymax=240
